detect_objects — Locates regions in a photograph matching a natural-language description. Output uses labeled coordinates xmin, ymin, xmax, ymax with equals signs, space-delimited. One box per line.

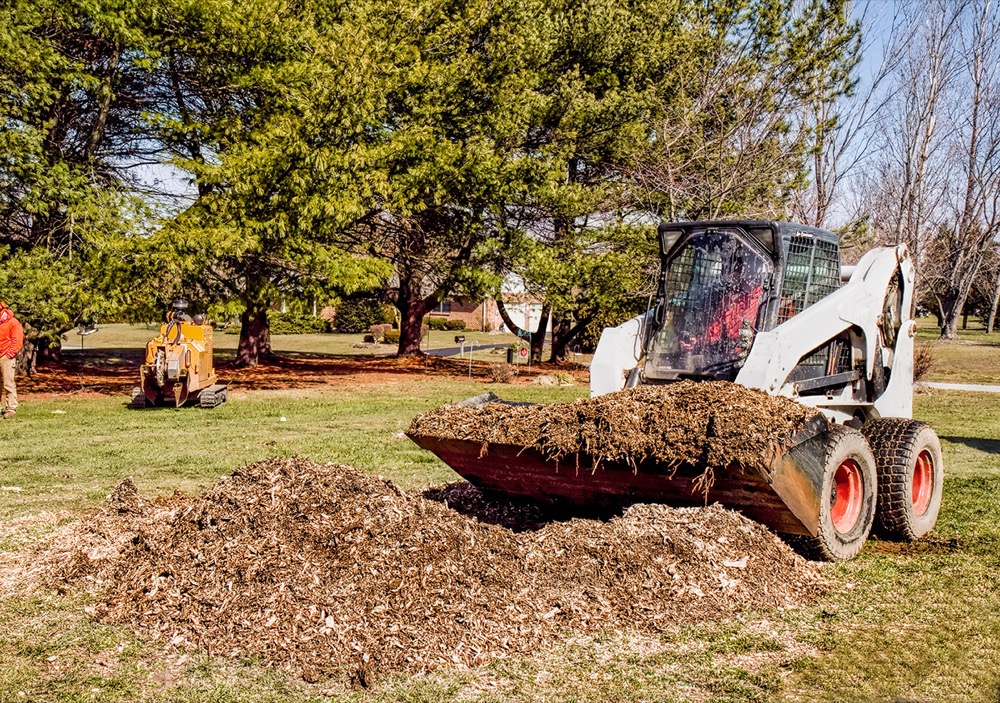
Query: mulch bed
xmin=43 ymin=457 xmax=826 ymax=684
xmin=17 ymin=352 xmax=584 ymax=396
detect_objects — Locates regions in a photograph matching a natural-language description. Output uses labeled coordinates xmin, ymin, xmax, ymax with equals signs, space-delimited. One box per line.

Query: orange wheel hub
xmin=831 ymin=458 xmax=864 ymax=534
xmin=912 ymin=449 xmax=934 ymax=516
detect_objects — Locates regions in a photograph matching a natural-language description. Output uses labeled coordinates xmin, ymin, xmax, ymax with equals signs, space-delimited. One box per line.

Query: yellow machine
xmin=131 ymin=300 xmax=228 ymax=408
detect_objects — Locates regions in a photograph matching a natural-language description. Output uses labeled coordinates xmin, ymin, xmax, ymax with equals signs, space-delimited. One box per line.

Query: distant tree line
xmin=1 ymin=0 xmax=867 ymax=367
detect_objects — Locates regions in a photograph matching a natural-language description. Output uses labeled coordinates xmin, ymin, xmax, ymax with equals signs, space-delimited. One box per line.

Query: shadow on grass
xmin=941 ymin=436 xmax=1000 ymax=454
xmin=864 ymin=535 xmax=963 ymax=556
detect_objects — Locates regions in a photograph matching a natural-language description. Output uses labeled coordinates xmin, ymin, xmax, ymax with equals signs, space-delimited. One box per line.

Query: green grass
xmin=0 ymin=380 xmax=584 ymax=519
xmin=1 ymin=371 xmax=999 ymax=701
xmin=67 ymin=323 xmax=528 ymax=362
xmin=915 ymin=316 xmax=1000 ymax=385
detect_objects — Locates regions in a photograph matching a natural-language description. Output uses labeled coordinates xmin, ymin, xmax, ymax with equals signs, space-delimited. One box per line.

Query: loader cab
xmin=644 ymin=221 xmax=843 ymax=382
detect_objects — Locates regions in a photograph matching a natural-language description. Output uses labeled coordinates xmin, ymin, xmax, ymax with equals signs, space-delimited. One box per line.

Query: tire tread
xmin=862 ymin=418 xmax=943 ymax=540
xmin=798 ymin=425 xmax=877 ymax=561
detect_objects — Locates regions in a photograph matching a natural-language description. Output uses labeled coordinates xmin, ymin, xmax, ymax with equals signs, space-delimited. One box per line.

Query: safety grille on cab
xmin=778 ymin=234 xmax=841 ymax=323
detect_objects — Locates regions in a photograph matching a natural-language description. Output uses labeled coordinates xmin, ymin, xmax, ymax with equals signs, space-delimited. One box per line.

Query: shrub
xmin=269 ymin=310 xmax=328 ymax=335
xmin=490 ymin=363 xmax=518 ymax=383
xmin=383 ymin=329 xmax=401 ymax=345
xmin=913 ymin=343 xmax=935 ymax=383
xmin=425 ymin=317 xmax=467 ymax=330
xmin=335 ymin=296 xmax=395 ymax=333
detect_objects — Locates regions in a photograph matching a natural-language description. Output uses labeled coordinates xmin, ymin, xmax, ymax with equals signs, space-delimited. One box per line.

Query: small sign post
xmin=467 ymin=340 xmax=479 ymax=378
xmin=516 ymin=328 xmax=532 ymax=371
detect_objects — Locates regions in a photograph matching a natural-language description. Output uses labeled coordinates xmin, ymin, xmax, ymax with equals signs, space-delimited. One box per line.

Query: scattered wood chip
xmin=39 ymin=458 xmax=825 ymax=683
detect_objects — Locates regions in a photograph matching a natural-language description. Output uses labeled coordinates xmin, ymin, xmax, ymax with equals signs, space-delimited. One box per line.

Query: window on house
xmin=430 ymin=300 xmax=452 ymax=314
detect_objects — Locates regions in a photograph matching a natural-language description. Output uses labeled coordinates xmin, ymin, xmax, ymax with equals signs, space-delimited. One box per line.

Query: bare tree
xmin=626 ymin=1 xmax=861 ymax=222
xmin=932 ymin=0 xmax=1000 ymax=338
xmin=849 ymin=0 xmax=970 ymax=322
xmin=791 ymin=1 xmax=908 ymax=231
xmin=986 ymin=258 xmax=1000 ymax=331
xmin=882 ymin=2 xmax=965 ymax=273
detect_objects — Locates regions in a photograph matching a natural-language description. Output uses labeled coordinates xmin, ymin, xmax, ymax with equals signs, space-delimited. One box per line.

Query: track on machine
xmin=131 ymin=383 xmax=228 ymax=409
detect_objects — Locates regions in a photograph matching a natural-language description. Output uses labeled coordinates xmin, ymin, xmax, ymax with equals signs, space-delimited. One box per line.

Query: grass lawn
xmin=65 ymin=323 xmax=540 ymax=365
xmin=0 ymin=381 xmax=584 ymax=519
xmin=1 ymin=348 xmax=999 ymax=700
xmin=915 ymin=316 xmax=1000 ymax=385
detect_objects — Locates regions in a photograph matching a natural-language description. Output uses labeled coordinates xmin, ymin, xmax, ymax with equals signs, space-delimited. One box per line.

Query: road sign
xmin=519 ymin=346 xmax=528 ymax=358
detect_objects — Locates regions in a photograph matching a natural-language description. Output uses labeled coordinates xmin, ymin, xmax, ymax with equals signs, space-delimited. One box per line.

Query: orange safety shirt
xmin=0 ymin=313 xmax=24 ymax=358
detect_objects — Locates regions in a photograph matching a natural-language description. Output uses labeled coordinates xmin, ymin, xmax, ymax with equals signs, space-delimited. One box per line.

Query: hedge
xmin=268 ymin=310 xmax=328 ymax=335
xmin=335 ymin=297 xmax=396 ymax=333
xmin=426 ymin=317 xmax=467 ymax=331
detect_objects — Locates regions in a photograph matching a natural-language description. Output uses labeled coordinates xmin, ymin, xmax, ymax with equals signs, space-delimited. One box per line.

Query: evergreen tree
xmin=0 ymin=0 xmax=155 ymax=358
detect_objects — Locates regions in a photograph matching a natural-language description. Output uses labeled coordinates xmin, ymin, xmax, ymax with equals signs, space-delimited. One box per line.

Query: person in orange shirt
xmin=0 ymin=302 xmax=24 ymax=419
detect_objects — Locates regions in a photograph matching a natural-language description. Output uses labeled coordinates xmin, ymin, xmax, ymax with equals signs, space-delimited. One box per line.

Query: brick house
xmin=427 ymin=295 xmax=550 ymax=334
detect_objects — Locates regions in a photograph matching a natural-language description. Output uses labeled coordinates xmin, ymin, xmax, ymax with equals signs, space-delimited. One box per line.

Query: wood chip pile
xmin=50 ymin=458 xmax=825 ymax=683
xmin=408 ymin=381 xmax=821 ymax=476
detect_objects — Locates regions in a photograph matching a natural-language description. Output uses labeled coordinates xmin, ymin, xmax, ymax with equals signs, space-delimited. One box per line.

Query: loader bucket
xmin=407 ymin=413 xmax=830 ymax=537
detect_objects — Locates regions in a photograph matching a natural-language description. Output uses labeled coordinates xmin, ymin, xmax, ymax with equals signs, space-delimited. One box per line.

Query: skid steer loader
xmin=131 ymin=299 xmax=228 ymax=409
xmin=408 ymin=221 xmax=944 ymax=560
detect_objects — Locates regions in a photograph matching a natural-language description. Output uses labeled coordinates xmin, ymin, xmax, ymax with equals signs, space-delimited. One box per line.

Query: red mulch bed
xmin=17 ymin=353 xmax=585 ymax=398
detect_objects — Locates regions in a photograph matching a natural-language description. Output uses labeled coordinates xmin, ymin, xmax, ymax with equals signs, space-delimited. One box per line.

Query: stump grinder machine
xmin=408 ymin=221 xmax=944 ymax=560
xmin=131 ymin=299 xmax=228 ymax=409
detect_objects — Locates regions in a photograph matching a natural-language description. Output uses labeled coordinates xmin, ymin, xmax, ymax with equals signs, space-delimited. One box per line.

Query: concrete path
xmin=923 ymin=381 xmax=1000 ymax=393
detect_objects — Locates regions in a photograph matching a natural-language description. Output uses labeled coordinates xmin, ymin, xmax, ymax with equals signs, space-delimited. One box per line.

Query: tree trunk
xmin=393 ymin=277 xmax=436 ymax=356
xmin=987 ymin=268 xmax=1000 ymax=333
xmin=397 ymin=304 xmax=427 ymax=356
xmin=531 ymin=305 xmax=550 ymax=361
xmin=14 ymin=324 xmax=38 ymax=377
xmin=939 ymin=291 xmax=962 ymax=340
xmin=548 ymin=313 xmax=593 ymax=364
xmin=236 ymin=306 xmax=272 ymax=367
xmin=549 ymin=314 xmax=573 ymax=364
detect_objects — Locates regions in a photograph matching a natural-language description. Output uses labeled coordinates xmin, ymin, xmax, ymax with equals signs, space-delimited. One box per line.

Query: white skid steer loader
xmin=588 ymin=220 xmax=942 ymax=559
xmin=409 ymin=221 xmax=943 ymax=560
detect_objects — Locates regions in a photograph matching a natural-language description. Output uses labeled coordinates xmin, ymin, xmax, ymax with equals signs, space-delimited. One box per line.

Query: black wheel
xmin=862 ymin=419 xmax=943 ymax=540
xmin=799 ymin=425 xmax=878 ymax=561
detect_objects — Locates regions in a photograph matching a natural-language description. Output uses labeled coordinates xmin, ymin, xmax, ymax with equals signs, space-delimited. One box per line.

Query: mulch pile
xmin=408 ymin=381 xmax=822 ymax=488
xmin=46 ymin=457 xmax=826 ymax=683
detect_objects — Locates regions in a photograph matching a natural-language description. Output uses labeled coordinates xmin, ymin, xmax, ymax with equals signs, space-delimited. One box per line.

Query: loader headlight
xmin=658 ymin=228 xmax=683 ymax=257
